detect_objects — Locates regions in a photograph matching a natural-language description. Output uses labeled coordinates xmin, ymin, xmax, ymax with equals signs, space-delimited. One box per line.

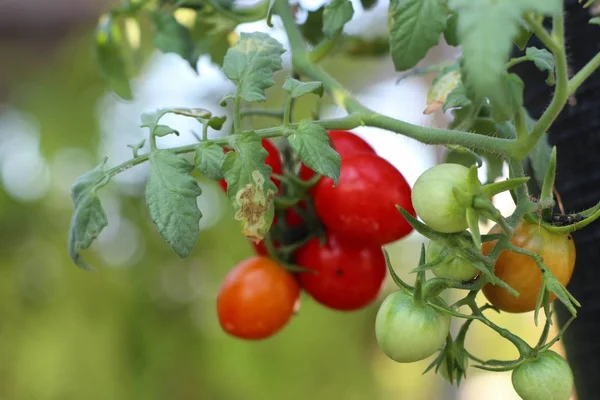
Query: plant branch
xmin=568 ymin=51 xmax=600 ymax=96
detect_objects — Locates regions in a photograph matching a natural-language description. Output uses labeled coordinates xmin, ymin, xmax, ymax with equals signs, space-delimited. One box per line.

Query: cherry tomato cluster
xmin=216 ymin=130 xmax=415 ymax=340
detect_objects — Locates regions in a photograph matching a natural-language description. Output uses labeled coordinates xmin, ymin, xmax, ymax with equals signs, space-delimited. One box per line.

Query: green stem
xmin=202 ymin=122 xmax=209 ymax=141
xmin=506 ymin=56 xmax=529 ymax=70
xmin=568 ymin=51 xmax=600 ymax=96
xmin=240 ymin=109 xmax=284 ymax=119
xmin=283 ymin=97 xmax=293 ymax=127
xmin=233 ymin=95 xmax=241 ymax=134
xmin=517 ymin=11 xmax=568 ymax=158
xmin=309 ymin=33 xmax=341 ymax=63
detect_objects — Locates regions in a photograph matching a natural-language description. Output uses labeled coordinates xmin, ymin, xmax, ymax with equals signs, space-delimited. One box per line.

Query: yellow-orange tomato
xmin=482 ymin=220 xmax=575 ymax=313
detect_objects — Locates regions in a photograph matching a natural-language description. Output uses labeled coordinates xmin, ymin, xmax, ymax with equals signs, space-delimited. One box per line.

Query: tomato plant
xmin=511 ymin=351 xmax=574 ymax=400
xmin=295 ymin=232 xmax=386 ymax=311
xmin=482 ymin=220 xmax=576 ymax=313
xmin=68 ymin=0 xmax=600 ymax=395
xmin=217 ymin=256 xmax=300 ymax=340
xmin=313 ymin=153 xmax=415 ymax=245
xmin=375 ymin=290 xmax=451 ymax=363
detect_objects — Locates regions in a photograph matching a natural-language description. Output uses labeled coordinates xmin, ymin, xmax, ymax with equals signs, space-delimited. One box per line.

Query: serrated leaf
xmin=526 ymin=47 xmax=555 ymax=85
xmin=389 ymin=0 xmax=448 ymax=71
xmin=95 ymin=15 xmax=132 ymax=100
xmin=288 ymin=120 xmax=341 ymax=183
xmin=68 ymin=159 xmax=111 ymax=269
xmin=195 ymin=142 xmax=225 ymax=181
xmin=153 ymin=11 xmax=196 ymax=69
xmin=153 ymin=125 xmax=179 ymax=137
xmin=590 ymin=17 xmax=600 ymax=25
xmin=222 ymin=32 xmax=285 ymax=102
xmin=323 ymin=0 xmax=354 ymax=38
xmin=282 ymin=77 xmax=324 ymax=99
xmin=443 ymin=84 xmax=472 ymax=111
xmin=146 ymin=151 xmax=202 ymax=258
xmin=444 ymin=12 xmax=459 ymax=46
xmin=222 ymin=132 xmax=277 ymax=240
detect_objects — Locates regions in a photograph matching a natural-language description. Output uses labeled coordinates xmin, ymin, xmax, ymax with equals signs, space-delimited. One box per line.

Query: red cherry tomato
xmin=219 ymin=139 xmax=283 ymax=191
xmin=313 ymin=153 xmax=415 ymax=245
xmin=295 ymin=233 xmax=386 ymax=311
xmin=299 ymin=130 xmax=375 ymax=181
xmin=217 ymin=256 xmax=300 ymax=340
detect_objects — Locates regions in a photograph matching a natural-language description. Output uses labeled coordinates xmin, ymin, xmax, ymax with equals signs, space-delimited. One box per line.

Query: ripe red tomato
xmin=313 ymin=153 xmax=415 ymax=245
xmin=217 ymin=256 xmax=300 ymax=340
xmin=295 ymin=233 xmax=386 ymax=311
xmin=219 ymin=139 xmax=283 ymax=191
xmin=482 ymin=220 xmax=576 ymax=313
xmin=299 ymin=130 xmax=375 ymax=181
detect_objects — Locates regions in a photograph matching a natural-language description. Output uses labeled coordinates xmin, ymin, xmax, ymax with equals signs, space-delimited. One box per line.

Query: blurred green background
xmin=0 ymin=1 xmax=562 ymax=399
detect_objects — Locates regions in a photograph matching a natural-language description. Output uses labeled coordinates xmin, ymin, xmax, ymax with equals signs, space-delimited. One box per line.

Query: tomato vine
xmin=70 ymin=0 xmax=600 ymax=397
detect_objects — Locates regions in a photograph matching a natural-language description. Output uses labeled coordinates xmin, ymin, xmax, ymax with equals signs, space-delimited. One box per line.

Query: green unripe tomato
xmin=375 ymin=290 xmax=451 ymax=363
xmin=427 ymin=241 xmax=479 ymax=282
xmin=412 ymin=163 xmax=472 ymax=233
xmin=511 ymin=351 xmax=574 ymax=400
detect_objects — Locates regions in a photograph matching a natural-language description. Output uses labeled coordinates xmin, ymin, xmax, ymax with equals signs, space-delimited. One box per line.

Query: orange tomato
xmin=482 ymin=220 xmax=575 ymax=313
xmin=217 ymin=256 xmax=300 ymax=339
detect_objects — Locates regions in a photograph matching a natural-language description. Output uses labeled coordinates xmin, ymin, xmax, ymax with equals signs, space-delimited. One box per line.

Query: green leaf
xmin=152 ymin=11 xmax=196 ymax=69
xmin=444 ymin=12 xmax=459 ymax=46
xmin=527 ymin=134 xmax=553 ymax=192
xmin=301 ymin=8 xmax=325 ymax=45
xmin=68 ymin=159 xmax=111 ymax=270
xmin=141 ymin=108 xmax=212 ymax=130
xmin=360 ymin=0 xmax=377 ymax=10
xmin=590 ymin=17 xmax=600 ymax=25
xmin=222 ymin=132 xmax=277 ymax=240
xmin=514 ymin=21 xmax=534 ymax=50
xmin=450 ymin=0 xmax=559 ymax=121
xmin=195 ymin=142 xmax=225 ymax=181
xmin=207 ymin=115 xmax=227 ymax=130
xmin=153 ymin=125 xmax=179 ymax=137
xmin=282 ymin=77 xmax=324 ymax=99
xmin=443 ymin=84 xmax=472 ymax=111
xmin=146 ymin=151 xmax=202 ymax=258
xmin=95 ymin=14 xmax=132 ymax=100
xmin=191 ymin=9 xmax=236 ymax=66
xmin=222 ymin=32 xmax=285 ymax=102
xmin=389 ymin=0 xmax=448 ymax=71
xmin=323 ymin=0 xmax=354 ymax=38
xmin=526 ymin=47 xmax=555 ymax=85
xmin=288 ymin=120 xmax=341 ymax=184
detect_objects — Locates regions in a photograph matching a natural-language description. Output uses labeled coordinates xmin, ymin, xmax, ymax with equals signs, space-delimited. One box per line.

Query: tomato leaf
xmin=222 ymin=132 xmax=277 ymax=241
xmin=389 ymin=0 xmax=448 ymax=71
xmin=323 ymin=0 xmax=354 ymax=38
xmin=425 ymin=66 xmax=462 ymax=114
xmin=444 ymin=12 xmax=459 ymax=46
xmin=68 ymin=158 xmax=111 ymax=270
xmin=282 ymin=77 xmax=324 ymax=99
xmin=153 ymin=125 xmax=179 ymax=137
xmin=450 ymin=0 xmax=559 ymax=121
xmin=95 ymin=14 xmax=132 ymax=100
xmin=191 ymin=9 xmax=236 ymax=66
xmin=514 ymin=20 xmax=534 ymax=50
xmin=360 ymin=0 xmax=377 ymax=10
xmin=207 ymin=115 xmax=227 ymax=130
xmin=443 ymin=84 xmax=471 ymax=112
xmin=222 ymin=32 xmax=285 ymax=103
xmin=590 ymin=17 xmax=600 ymax=25
xmin=152 ymin=11 xmax=196 ymax=69
xmin=288 ymin=120 xmax=341 ymax=184
xmin=301 ymin=7 xmax=325 ymax=45
xmin=526 ymin=47 xmax=555 ymax=85
xmin=195 ymin=142 xmax=225 ymax=181
xmin=141 ymin=107 xmax=212 ymax=131
xmin=146 ymin=151 xmax=203 ymax=258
